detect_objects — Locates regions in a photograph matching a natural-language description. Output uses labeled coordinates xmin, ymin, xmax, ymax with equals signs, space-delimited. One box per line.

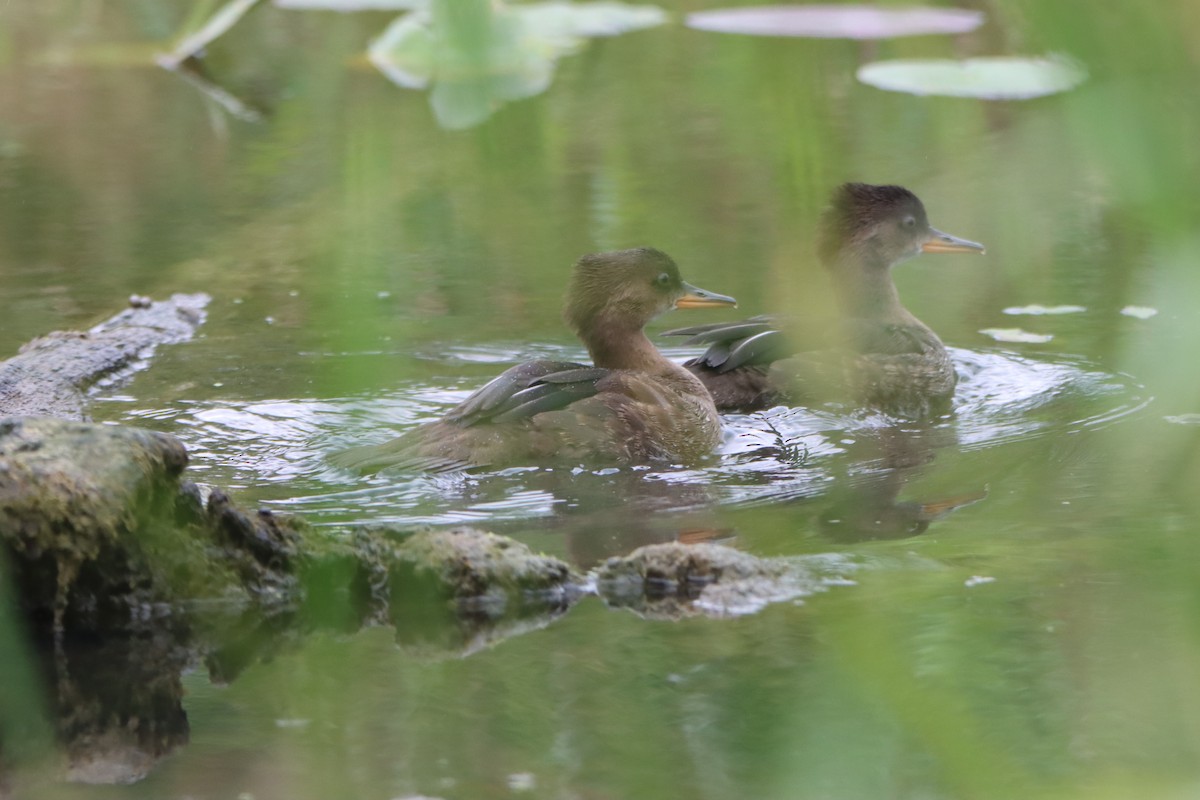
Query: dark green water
xmin=4 ymin=1 xmax=1200 ymax=797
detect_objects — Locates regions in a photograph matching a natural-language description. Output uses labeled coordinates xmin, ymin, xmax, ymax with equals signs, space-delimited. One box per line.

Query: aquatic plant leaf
xmin=1120 ymin=305 xmax=1158 ymax=319
xmin=426 ymin=8 xmax=558 ymax=129
xmin=274 ymin=0 xmax=424 ymax=9
xmin=370 ymin=2 xmax=667 ymax=130
xmin=686 ymin=5 xmax=983 ymax=39
xmin=857 ymin=57 xmax=1087 ymax=99
xmin=525 ymin=1 xmax=669 ymax=38
xmin=162 ymin=0 xmax=266 ymax=66
xmin=368 ymin=12 xmax=436 ymax=88
xmin=979 ymin=328 xmax=1054 ymax=344
xmin=1003 ymin=304 xmax=1087 ymax=315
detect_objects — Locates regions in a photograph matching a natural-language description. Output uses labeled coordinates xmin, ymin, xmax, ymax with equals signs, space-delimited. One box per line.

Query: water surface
xmin=4 ymin=1 xmax=1200 ymax=797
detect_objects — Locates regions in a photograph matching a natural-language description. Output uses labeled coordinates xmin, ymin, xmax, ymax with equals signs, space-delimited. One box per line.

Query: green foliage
xmin=368 ymin=1 xmax=668 ymax=128
xmin=0 ymin=554 xmax=53 ymax=766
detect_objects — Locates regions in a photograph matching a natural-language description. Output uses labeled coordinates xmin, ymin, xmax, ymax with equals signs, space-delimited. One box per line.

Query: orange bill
xmin=676 ymin=282 xmax=738 ymax=309
xmin=922 ymin=228 xmax=986 ymax=255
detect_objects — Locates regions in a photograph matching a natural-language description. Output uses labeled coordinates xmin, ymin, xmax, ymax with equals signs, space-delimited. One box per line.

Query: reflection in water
xmin=368 ymin=0 xmax=667 ymax=129
xmin=157 ymin=56 xmax=266 ymax=124
xmin=817 ymin=424 xmax=986 ymax=543
xmin=150 ymin=0 xmax=668 ymax=129
xmin=520 ymin=469 xmax=729 ymax=568
xmin=34 ymin=636 xmax=191 ymax=784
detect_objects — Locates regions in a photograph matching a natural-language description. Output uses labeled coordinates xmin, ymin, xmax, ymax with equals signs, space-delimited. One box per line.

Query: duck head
xmin=564 ymin=247 xmax=736 ymax=339
xmin=818 ymin=183 xmax=985 ymax=271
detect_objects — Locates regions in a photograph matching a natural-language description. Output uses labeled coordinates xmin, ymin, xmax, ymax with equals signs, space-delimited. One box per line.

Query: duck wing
xmin=332 ymin=361 xmax=616 ymax=473
xmin=662 ymin=315 xmax=774 ymax=344
xmin=445 ymin=360 xmax=611 ymax=427
xmin=665 ymin=314 xmax=940 ymax=368
xmin=662 ymin=316 xmax=794 ymax=373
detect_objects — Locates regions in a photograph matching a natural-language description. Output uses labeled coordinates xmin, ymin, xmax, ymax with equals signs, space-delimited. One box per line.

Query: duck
xmin=332 ymin=247 xmax=737 ymax=472
xmin=664 ymin=183 xmax=984 ymax=416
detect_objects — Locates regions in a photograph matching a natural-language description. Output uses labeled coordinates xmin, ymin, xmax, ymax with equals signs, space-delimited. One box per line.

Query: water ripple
xmin=97 ymin=343 xmax=1149 ymax=528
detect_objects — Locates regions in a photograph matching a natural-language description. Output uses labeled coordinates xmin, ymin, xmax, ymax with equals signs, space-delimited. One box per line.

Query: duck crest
xmin=818 ymin=183 xmax=926 ymax=266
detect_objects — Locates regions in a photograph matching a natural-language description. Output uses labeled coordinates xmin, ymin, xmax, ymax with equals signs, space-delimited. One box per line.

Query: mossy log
xmin=0 ymin=293 xmax=209 ymax=421
xmin=0 ymin=415 xmax=583 ymax=782
xmin=0 ymin=295 xmax=824 ymax=787
xmin=0 ymin=296 xmax=583 ymax=782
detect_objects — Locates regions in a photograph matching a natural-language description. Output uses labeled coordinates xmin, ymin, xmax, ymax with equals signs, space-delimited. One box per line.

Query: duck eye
xmin=655 ymin=272 xmax=673 ymax=287
xmin=902 ymin=216 xmax=916 ymax=229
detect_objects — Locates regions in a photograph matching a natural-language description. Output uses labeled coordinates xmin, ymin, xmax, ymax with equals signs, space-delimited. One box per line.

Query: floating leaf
xmin=1003 ymin=304 xmax=1087 ymax=315
xmin=368 ymin=12 xmax=436 ymax=89
xmin=1120 ymin=305 xmax=1158 ymax=319
xmin=274 ymin=0 xmax=423 ymax=9
xmin=369 ymin=2 xmax=667 ymax=130
xmin=524 ymin=1 xmax=669 ymax=38
xmin=857 ymin=56 xmax=1087 ymax=100
xmin=1164 ymin=414 xmax=1200 ymax=426
xmin=979 ymin=328 xmax=1054 ymax=344
xmin=686 ymin=4 xmax=982 ymax=39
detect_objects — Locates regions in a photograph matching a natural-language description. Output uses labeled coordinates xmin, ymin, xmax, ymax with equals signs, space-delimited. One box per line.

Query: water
xmin=98 ymin=343 xmax=1147 ymax=534
xmin=4 ymin=1 xmax=1200 ymax=797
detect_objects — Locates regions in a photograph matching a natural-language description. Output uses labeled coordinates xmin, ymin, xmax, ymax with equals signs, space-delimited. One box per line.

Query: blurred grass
xmin=0 ymin=552 xmax=53 ymax=766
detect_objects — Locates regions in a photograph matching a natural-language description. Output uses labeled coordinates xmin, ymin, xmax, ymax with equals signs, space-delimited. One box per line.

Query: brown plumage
xmin=665 ymin=183 xmax=984 ymax=417
xmin=331 ymin=248 xmax=737 ymax=472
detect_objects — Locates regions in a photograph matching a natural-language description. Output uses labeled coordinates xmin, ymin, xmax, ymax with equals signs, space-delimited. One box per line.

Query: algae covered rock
xmin=0 ymin=296 xmax=591 ymax=783
xmin=393 ymin=527 xmax=576 ymax=601
xmin=388 ymin=527 xmax=580 ymax=653
xmin=595 ymin=542 xmax=822 ymax=618
xmin=0 ymin=416 xmax=196 ymax=634
xmin=0 ymin=417 xmax=203 ymax=783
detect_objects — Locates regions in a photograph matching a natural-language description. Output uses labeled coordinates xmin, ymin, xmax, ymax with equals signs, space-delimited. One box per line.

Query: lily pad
xmin=1003 ymin=304 xmax=1087 ymax=315
xmin=527 ymin=1 xmax=669 ymax=37
xmin=1120 ymin=305 xmax=1158 ymax=319
xmin=274 ymin=0 xmax=422 ymax=9
xmin=368 ymin=12 xmax=437 ymax=89
xmin=979 ymin=328 xmax=1054 ymax=344
xmin=857 ymin=56 xmax=1087 ymax=99
xmin=686 ymin=5 xmax=983 ymax=39
xmin=369 ymin=2 xmax=667 ymax=129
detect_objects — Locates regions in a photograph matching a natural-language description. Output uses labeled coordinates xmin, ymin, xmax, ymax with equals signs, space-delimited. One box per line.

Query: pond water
xmin=4 ymin=1 xmax=1200 ymax=798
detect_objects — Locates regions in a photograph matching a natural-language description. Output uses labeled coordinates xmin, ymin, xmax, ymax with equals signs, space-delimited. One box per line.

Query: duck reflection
xmin=818 ymin=422 xmax=985 ymax=542
xmin=470 ymin=466 xmax=731 ymax=569
xmin=561 ymin=483 xmax=733 ymax=570
xmin=472 ymin=419 xmax=984 ymax=565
